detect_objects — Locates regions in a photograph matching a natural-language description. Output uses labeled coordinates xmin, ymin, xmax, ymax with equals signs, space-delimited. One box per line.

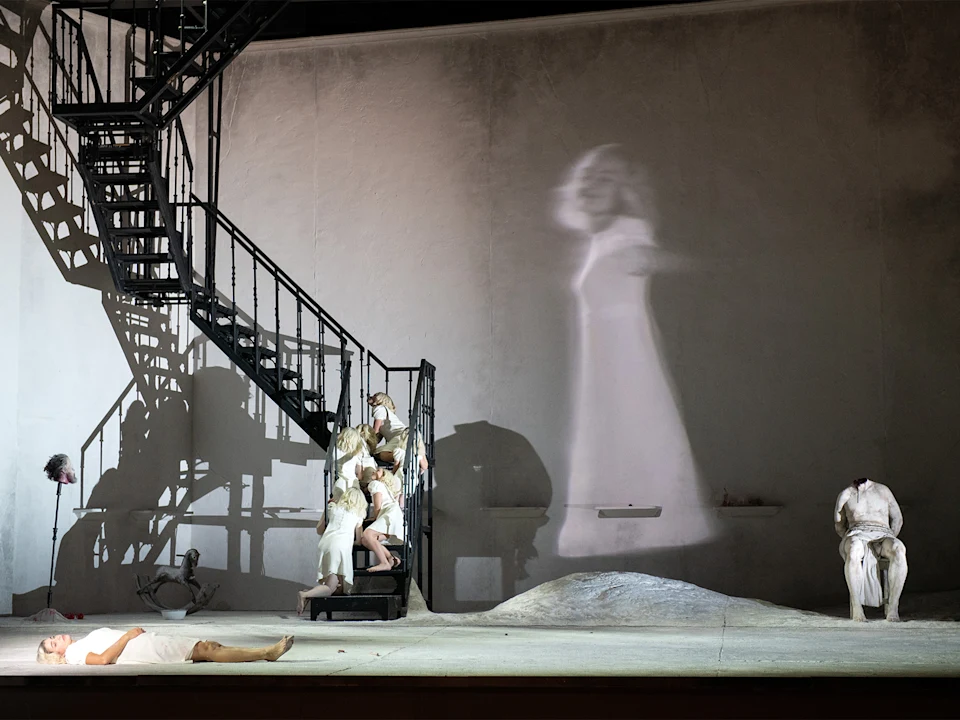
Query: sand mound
xmin=404 ymin=572 xmax=922 ymax=628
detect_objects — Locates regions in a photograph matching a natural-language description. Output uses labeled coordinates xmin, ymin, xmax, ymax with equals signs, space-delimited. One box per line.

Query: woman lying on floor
xmin=37 ymin=627 xmax=294 ymax=665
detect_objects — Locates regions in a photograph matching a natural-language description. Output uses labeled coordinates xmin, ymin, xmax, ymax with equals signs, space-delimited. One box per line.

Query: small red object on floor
xmin=64 ymin=613 xmax=74 ymax=619
xmin=77 ymin=613 xmax=84 ymax=619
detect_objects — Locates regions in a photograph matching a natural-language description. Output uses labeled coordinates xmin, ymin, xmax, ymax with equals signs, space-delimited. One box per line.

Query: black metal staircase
xmin=43 ymin=0 xmax=435 ymax=619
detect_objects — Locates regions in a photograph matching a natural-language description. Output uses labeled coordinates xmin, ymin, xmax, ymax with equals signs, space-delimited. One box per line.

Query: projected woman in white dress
xmin=554 ymin=144 xmax=713 ymax=556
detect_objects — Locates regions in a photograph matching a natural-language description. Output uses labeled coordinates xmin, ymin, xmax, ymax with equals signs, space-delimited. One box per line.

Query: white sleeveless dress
xmin=317 ymin=503 xmax=365 ymax=590
xmin=558 ymin=215 xmax=714 ymax=556
xmin=366 ymin=479 xmax=405 ymax=544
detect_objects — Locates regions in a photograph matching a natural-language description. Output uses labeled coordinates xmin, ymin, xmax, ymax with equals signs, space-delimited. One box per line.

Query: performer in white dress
xmin=297 ymin=487 xmax=368 ymax=614
xmin=554 ymin=144 xmax=714 ymax=556
xmin=37 ymin=627 xmax=293 ymax=665
xmin=367 ymin=392 xmax=406 ymax=442
xmin=361 ymin=469 xmax=405 ymax=572
xmin=332 ymin=427 xmax=367 ymax=501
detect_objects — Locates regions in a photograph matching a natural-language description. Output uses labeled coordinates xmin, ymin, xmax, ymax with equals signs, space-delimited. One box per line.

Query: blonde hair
xmin=368 ymin=392 xmax=396 ymax=412
xmin=336 ymin=427 xmax=364 ymax=457
xmin=355 ymin=424 xmax=378 ymax=454
xmin=375 ymin=469 xmax=401 ymax=497
xmin=555 ymin=144 xmax=655 ymax=233
xmin=360 ymin=466 xmax=378 ymax=489
xmin=36 ymin=639 xmax=66 ymax=665
xmin=335 ymin=487 xmax=369 ymax=518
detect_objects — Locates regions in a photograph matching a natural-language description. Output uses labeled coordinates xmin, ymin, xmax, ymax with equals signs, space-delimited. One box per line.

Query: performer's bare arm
xmin=85 ymin=628 xmax=143 ymax=665
xmin=833 ymin=488 xmax=851 ymax=538
xmin=886 ymin=486 xmax=904 ymax=536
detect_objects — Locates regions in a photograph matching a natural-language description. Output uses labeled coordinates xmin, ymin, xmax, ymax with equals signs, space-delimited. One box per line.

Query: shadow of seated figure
xmin=434 ymin=421 xmax=552 ymax=610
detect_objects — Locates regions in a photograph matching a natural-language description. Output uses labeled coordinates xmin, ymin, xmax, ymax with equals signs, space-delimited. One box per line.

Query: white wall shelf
xmin=597 ymin=506 xmax=662 ymax=519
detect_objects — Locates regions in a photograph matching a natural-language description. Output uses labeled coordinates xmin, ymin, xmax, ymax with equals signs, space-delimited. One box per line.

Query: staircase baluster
xmin=50 ymin=9 xmax=57 ymax=106
xmin=319 ymin=319 xmax=325 ymax=412
xmin=107 ymin=3 xmax=112 ymax=103
xmin=253 ymin=254 xmax=259 ymax=368
xmin=230 ymin=229 xmax=236 ymax=354
xmin=77 ymin=7 xmax=82 ymax=103
xmin=66 ymin=22 xmax=72 ymax=104
xmin=274 ymin=276 xmax=280 ymax=394
xmin=296 ymin=297 xmax=303 ymax=416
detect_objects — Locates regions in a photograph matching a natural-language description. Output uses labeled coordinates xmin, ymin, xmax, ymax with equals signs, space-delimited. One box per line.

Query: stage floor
xmin=2 ymin=610 xmax=960 ymax=677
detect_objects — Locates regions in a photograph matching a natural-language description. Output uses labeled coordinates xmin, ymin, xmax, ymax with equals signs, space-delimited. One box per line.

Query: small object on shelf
xmin=481 ymin=506 xmax=547 ymax=518
xmin=596 ymin=506 xmax=662 ymax=519
xmin=161 ymin=609 xmax=187 ymax=621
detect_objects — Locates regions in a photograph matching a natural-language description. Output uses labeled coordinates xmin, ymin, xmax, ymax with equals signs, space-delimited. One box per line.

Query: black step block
xmin=290 ymin=389 xmax=323 ymax=404
xmin=309 ymin=594 xmax=401 ymax=622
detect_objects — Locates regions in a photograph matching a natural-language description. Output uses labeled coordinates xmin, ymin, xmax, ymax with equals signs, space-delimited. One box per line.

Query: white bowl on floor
xmin=161 ymin=609 xmax=187 ymax=621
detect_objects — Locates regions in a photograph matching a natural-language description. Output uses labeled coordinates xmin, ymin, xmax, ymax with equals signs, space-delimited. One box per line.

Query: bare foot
xmin=367 ymin=561 xmax=393 ymax=572
xmin=850 ymin=608 xmax=867 ymax=622
xmin=266 ymin=635 xmax=295 ymax=661
xmin=391 ymin=555 xmax=401 ymax=569
xmin=885 ymin=612 xmax=901 ymax=622
xmin=296 ymin=592 xmax=307 ymax=616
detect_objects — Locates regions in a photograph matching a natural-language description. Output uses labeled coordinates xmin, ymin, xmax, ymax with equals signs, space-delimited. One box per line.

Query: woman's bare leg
xmin=191 ymin=636 xmax=294 ymax=663
xmin=362 ymin=529 xmax=394 ymax=571
xmin=297 ymin=575 xmax=340 ymax=614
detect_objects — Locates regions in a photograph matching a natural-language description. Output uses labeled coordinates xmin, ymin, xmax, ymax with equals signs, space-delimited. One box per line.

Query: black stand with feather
xmin=46 ymin=482 xmax=62 ymax=610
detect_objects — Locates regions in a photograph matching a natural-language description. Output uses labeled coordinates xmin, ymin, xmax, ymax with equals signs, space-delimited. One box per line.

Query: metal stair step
xmin=262 ymin=367 xmax=301 ymax=384
xmin=122 ymin=278 xmax=184 ymax=293
xmin=155 ymin=52 xmax=204 ymax=77
xmin=196 ymin=300 xmax=238 ymax=318
xmin=103 ymin=199 xmax=160 ymax=213
xmin=132 ymin=76 xmax=183 ymax=96
xmin=290 ymin=389 xmax=323 ymax=404
xmin=237 ymin=344 xmax=277 ymax=361
xmin=89 ymin=172 xmax=150 ymax=185
xmin=110 ymin=225 xmax=168 ymax=238
xmin=215 ymin=320 xmax=256 ymax=339
xmin=113 ymin=253 xmax=172 ymax=264
xmin=91 ymin=143 xmax=150 ymax=159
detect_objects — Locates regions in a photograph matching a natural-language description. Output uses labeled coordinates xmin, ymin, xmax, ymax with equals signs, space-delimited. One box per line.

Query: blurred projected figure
xmin=555 ymin=144 xmax=712 ymax=556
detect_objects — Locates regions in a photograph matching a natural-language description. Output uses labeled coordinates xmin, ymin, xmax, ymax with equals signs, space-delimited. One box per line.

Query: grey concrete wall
xmin=205 ymin=0 xmax=960 ymax=611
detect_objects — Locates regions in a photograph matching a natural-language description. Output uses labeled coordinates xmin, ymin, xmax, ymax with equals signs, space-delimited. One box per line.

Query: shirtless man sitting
xmin=834 ymin=477 xmax=907 ymax=622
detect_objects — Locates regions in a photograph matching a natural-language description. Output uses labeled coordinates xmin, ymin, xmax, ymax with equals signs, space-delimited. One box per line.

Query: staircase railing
xmin=44 ymin=0 xmax=436 ymax=612
xmin=50 ymin=6 xmax=104 ymax=107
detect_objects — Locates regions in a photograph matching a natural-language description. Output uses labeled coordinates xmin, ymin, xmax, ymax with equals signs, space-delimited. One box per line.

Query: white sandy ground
xmin=1 ymin=572 xmax=958 ymax=676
